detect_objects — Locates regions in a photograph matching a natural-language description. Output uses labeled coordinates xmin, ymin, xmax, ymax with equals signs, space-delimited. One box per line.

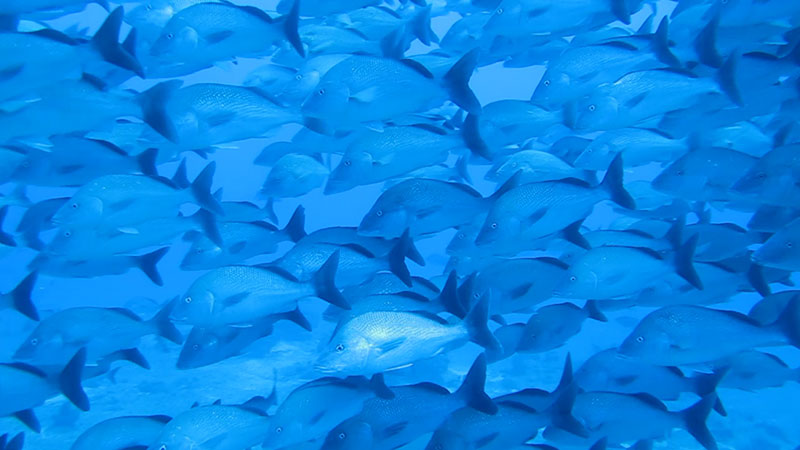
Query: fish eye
xmin=64 ymin=231 xmax=71 ymax=237
xmin=376 ymin=210 xmax=383 ymax=217
xmin=335 ymin=344 xmax=345 ymax=352
xmin=473 ymin=292 xmax=480 ymax=299
xmin=496 ymin=7 xmax=504 ymax=15
xmin=569 ymin=276 xmax=577 ymax=282
xmin=184 ymin=296 xmax=192 ymax=304
xmin=787 ymin=241 xmax=794 ymax=248
xmin=166 ymin=33 xmax=174 ymax=40
xmin=318 ymin=88 xmax=326 ymax=95
xmin=343 ymin=160 xmax=351 ymax=166
xmin=588 ymin=104 xmax=596 ymax=112
xmin=196 ymin=248 xmax=203 ymax=254
xmin=757 ymin=172 xmax=767 ymax=179
xmin=490 ymin=222 xmax=498 ymax=229
xmin=192 ymin=344 xmax=199 ymax=350
xmin=676 ymin=170 xmax=685 ymax=176
xmin=295 ymin=74 xmax=302 ymax=81
xmin=71 ymin=203 xmax=79 ymax=209
xmin=543 ymin=80 xmax=550 ymax=87
xmin=159 ymin=446 xmax=167 ymax=450
xmin=338 ymin=432 xmax=346 ymax=440
xmin=145 ymin=3 xmax=152 ymax=10
xmin=30 ymin=338 xmax=38 ymax=346
xmin=636 ymin=336 xmax=644 ymax=343
xmin=457 ymin=233 xmax=465 ymax=239
xmin=275 ymin=426 xmax=283 ymax=433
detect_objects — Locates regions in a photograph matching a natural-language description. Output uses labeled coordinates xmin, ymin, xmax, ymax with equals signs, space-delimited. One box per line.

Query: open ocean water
xmin=0 ymin=0 xmax=799 ymax=449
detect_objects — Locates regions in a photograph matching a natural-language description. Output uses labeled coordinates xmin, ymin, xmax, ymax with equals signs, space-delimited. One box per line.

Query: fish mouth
xmin=313 ymin=363 xmax=341 ymax=374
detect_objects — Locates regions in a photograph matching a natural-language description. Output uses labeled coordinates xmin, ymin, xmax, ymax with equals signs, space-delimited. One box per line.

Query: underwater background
xmin=0 ymin=0 xmax=799 ymax=449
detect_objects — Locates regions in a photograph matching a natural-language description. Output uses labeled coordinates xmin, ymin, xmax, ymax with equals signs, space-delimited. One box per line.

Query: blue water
xmin=1 ymin=0 xmax=799 ymax=449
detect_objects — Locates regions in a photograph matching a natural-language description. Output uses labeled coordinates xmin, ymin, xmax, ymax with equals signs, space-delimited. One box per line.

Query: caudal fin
xmin=675 ymin=234 xmax=703 ymax=290
xmin=60 ymin=348 xmax=90 ymax=412
xmin=772 ymin=294 xmax=800 ymax=348
xmin=681 ymin=394 xmax=718 ymax=450
xmin=136 ymin=148 xmax=159 ymax=177
xmin=312 ymin=251 xmax=350 ymax=309
xmin=10 ymin=272 xmax=38 ymax=321
xmin=283 ymin=206 xmax=306 ymax=242
xmin=1 ymin=432 xmax=24 ymax=450
xmin=439 ymin=271 xmax=467 ymax=318
xmin=455 ymin=353 xmax=497 ymax=414
xmin=0 ymin=206 xmax=16 ymax=247
xmin=464 ymin=297 xmax=501 ymax=353
xmin=547 ymin=353 xmax=590 ymax=437
xmin=584 ymin=300 xmax=608 ymax=322
xmin=388 ymin=230 xmax=414 ymax=287
xmin=92 ymin=7 xmax=145 ymax=77
xmin=136 ymin=247 xmax=169 ymax=286
xmin=692 ymin=368 xmax=728 ymax=416
xmin=189 ymin=209 xmax=222 ymax=246
xmin=139 ymin=80 xmax=182 ymax=142
xmin=409 ymin=5 xmax=438 ymax=46
xmin=191 ymin=162 xmax=225 ymax=216
xmin=149 ymin=298 xmax=183 ymax=344
xmin=282 ymin=0 xmax=304 ymax=57
xmin=600 ymin=154 xmax=635 ymax=209
xmin=443 ymin=49 xmax=481 ymax=115
xmin=462 ymin=113 xmax=492 ymax=160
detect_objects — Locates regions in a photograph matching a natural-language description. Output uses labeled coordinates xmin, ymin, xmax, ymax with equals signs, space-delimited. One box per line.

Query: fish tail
xmin=746 ymin=262 xmax=771 ymax=296
xmin=547 ymin=353 xmax=590 ymax=437
xmin=0 ymin=206 xmax=17 ymax=247
xmin=188 ymin=208 xmax=222 ymax=247
xmin=461 ymin=112 xmax=492 ymax=160
xmin=191 ymin=162 xmax=225 ymax=216
xmin=584 ymin=300 xmax=607 ymax=322
xmin=171 ymin=159 xmax=190 ymax=189
xmin=264 ymin=197 xmax=278 ymax=225
xmin=283 ymin=205 xmax=307 ymax=242
xmin=589 ymin=438 xmax=608 ymax=450
xmin=135 ymin=247 xmax=169 ymax=286
xmin=10 ymin=272 xmax=38 ymax=321
xmin=438 ymin=271 xmax=467 ymax=319
xmin=401 ymin=228 xmax=425 ymax=266
xmin=369 ymin=373 xmax=395 ymax=399
xmin=770 ymin=294 xmax=800 ymax=348
xmin=91 ymin=7 xmax=145 ymax=77
xmin=139 ymin=80 xmax=182 ymax=143
xmin=312 ymin=250 xmax=350 ymax=309
xmin=60 ymin=348 xmax=90 ymax=412
xmin=675 ymin=233 xmax=704 ymax=290
xmin=600 ymin=153 xmax=635 ymax=209
xmin=136 ymin=148 xmax=159 ymax=177
xmin=464 ymin=296 xmax=501 ymax=353
xmin=271 ymin=306 xmax=312 ymax=332
xmin=443 ymin=49 xmax=481 ymax=115
xmin=388 ymin=230 xmax=414 ymax=286
xmin=409 ymin=5 xmax=438 ymax=46
xmin=695 ymin=13 xmax=722 ymax=68
xmin=717 ymin=53 xmax=743 ymax=106
xmin=653 ymin=17 xmax=680 ymax=68
xmin=680 ymin=394 xmax=718 ymax=450
xmin=560 ymin=219 xmax=591 ymax=250
xmin=1 ymin=432 xmax=24 ymax=450
xmin=692 ymin=368 xmax=728 ymax=416
xmin=282 ymin=0 xmax=304 ymax=57
xmin=454 ymin=154 xmax=473 ymax=184
xmin=149 ymin=298 xmax=183 ymax=344
xmin=454 ymin=353 xmax=497 ymax=414
xmin=102 ymin=348 xmax=150 ymax=370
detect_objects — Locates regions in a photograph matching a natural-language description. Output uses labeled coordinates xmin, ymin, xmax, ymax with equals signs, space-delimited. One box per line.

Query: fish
xmin=328 ymin=4 xmax=438 ymax=46
xmin=70 ymin=414 xmax=172 ymax=450
xmin=475 ymin=154 xmax=635 ymax=246
xmin=315 ymin=298 xmax=498 ymax=375
xmin=572 ymin=128 xmax=689 ymax=170
xmin=733 ymin=143 xmax=800 ymax=208
xmin=145 ymin=0 xmax=302 ymax=77
xmin=51 ymin=161 xmax=222 ymax=229
xmin=277 ymin=0 xmax=380 ymax=17
xmin=176 ymin=318 xmax=278 ymax=370
xmin=0 ymin=349 xmax=88 ymax=432
xmin=326 ymin=124 xmax=463 ymax=194
xmin=320 ymin=354 xmax=497 ymax=450
xmin=28 ymin=247 xmax=170 ymax=286
xmin=173 ymin=251 xmax=348 ymax=328
xmin=709 ymin=350 xmax=800 ymax=391
xmin=619 ymin=300 xmax=800 ymax=366
xmin=0 ymin=272 xmax=38 ymax=320
xmin=0 ymin=0 xmax=105 ymax=16
xmin=147 ymin=400 xmax=271 ymax=450
xmin=13 ymin=300 xmax=181 ymax=366
xmin=262 ymin=154 xmax=328 ymax=198
xmin=181 ymin=206 xmax=306 ymax=271
xmin=0 ymin=433 xmax=24 ymax=450
xmin=484 ymin=149 xmax=594 ymax=186
xmin=748 ymin=291 xmax=800 ymax=326
xmin=752 ymin=218 xmax=800 ymax=271
xmin=126 ymin=0 xmax=218 ymax=44
xmin=301 ymin=49 xmax=480 ymax=132
xmin=264 ymin=374 xmax=394 ymax=449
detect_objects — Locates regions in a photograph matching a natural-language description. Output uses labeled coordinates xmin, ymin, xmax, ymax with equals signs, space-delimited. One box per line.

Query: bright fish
xmin=13 ymin=300 xmax=181 ymax=366
xmin=261 ymin=154 xmax=328 ymax=198
xmin=51 ymin=161 xmax=222 ymax=229
xmin=28 ymin=247 xmax=169 ymax=286
xmin=301 ymin=50 xmax=480 ymax=131
xmin=264 ymin=374 xmax=394 ymax=449
xmin=315 ymin=298 xmax=498 ymax=375
xmin=139 ymin=81 xmax=302 ymax=146
xmin=147 ymin=401 xmax=271 ymax=450
xmin=325 ymin=124 xmax=463 ymax=194
xmin=619 ymin=301 xmax=800 ymax=366
xmin=475 ymin=155 xmax=635 ymax=246
xmin=173 ymin=252 xmax=348 ymax=327
xmin=181 ymin=207 xmax=306 ymax=271
xmin=321 ymin=354 xmax=497 ymax=450
xmin=0 ymin=349 xmax=88 ymax=432
xmin=752 ymin=218 xmax=800 ymax=271
xmin=70 ymin=415 xmax=171 ymax=450
xmin=0 ymin=272 xmax=37 ymax=320
xmin=572 ymin=128 xmax=689 ymax=170
xmin=146 ymin=1 xmax=302 ymax=77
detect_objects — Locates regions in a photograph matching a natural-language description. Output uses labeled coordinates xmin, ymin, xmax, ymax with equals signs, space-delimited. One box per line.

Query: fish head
xmin=128 ymin=1 xmax=176 ymax=36
xmin=46 ymin=226 xmax=85 ymax=257
xmin=475 ymin=214 xmax=519 ymax=246
xmin=301 ymin=81 xmax=350 ymax=119
xmin=618 ymin=320 xmax=673 ymax=360
xmin=179 ymin=240 xmax=223 ymax=271
xmin=172 ymin=287 xmax=215 ymax=326
xmin=573 ymin=94 xmax=619 ymax=131
xmin=484 ymin=2 xmax=525 ymax=36
xmin=325 ymin=152 xmax=371 ymax=194
xmin=446 ymin=227 xmax=478 ymax=256
xmin=322 ymin=418 xmax=373 ymax=450
xmin=753 ymin=228 xmax=798 ymax=271
xmin=357 ymin=204 xmax=407 ymax=238
xmin=13 ymin=329 xmax=63 ymax=363
xmin=315 ymin=331 xmax=372 ymax=375
xmin=531 ymin=70 xmax=572 ymax=108
xmin=148 ymin=432 xmax=195 ymax=450
xmin=150 ymin=24 xmax=199 ymax=59
xmin=176 ymin=327 xmax=222 ymax=369
xmin=280 ymin=68 xmax=322 ymax=105
xmin=264 ymin=417 xmax=303 ymax=449
xmin=732 ymin=167 xmax=768 ymax=194
xmin=425 ymin=429 xmax=469 ymax=450
xmin=573 ymin=140 xmax=615 ymax=171
xmin=651 ymin=161 xmax=708 ymax=196
xmin=554 ymin=262 xmax=599 ymax=299
xmin=51 ymin=195 xmax=104 ymax=226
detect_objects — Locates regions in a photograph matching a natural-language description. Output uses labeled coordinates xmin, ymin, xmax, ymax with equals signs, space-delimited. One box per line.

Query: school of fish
xmin=0 ymin=0 xmax=799 ymax=448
